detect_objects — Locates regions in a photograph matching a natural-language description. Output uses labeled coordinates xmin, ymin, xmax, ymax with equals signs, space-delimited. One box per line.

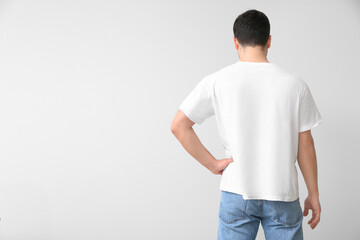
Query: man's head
xmin=233 ymin=9 xmax=271 ymax=55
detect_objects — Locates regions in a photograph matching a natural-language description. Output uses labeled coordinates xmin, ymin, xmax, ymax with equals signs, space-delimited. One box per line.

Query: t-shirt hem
xmin=219 ymin=186 xmax=299 ymax=202
xmin=178 ymin=107 xmax=204 ymax=125
xmin=299 ymin=118 xmax=323 ymax=132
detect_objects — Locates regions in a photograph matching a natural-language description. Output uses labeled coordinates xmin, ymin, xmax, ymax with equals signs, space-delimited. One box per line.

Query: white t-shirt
xmin=179 ymin=60 xmax=323 ymax=201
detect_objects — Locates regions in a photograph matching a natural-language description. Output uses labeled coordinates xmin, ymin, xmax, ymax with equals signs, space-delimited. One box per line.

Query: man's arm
xmin=297 ymin=130 xmax=321 ymax=229
xmin=170 ymin=110 xmax=233 ymax=175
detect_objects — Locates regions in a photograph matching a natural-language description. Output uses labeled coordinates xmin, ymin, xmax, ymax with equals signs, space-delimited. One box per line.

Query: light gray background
xmin=0 ymin=0 xmax=359 ymax=239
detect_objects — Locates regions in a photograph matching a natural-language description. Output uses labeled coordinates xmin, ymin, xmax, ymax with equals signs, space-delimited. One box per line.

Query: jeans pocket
xmin=274 ymin=198 xmax=303 ymax=226
xmin=219 ymin=190 xmax=247 ymax=224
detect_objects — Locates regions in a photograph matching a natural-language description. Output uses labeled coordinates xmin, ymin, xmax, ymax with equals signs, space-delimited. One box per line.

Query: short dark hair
xmin=233 ymin=9 xmax=270 ymax=48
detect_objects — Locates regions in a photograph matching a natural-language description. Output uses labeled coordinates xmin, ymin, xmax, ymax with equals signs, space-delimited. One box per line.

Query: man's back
xmin=172 ymin=9 xmax=322 ymax=238
xmin=179 ymin=60 xmax=323 ymax=202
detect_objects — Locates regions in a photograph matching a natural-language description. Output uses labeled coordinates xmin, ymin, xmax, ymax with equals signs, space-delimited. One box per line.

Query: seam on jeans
xmin=274 ymin=200 xmax=303 ymax=227
xmin=219 ymin=205 xmax=247 ymax=224
xmin=219 ymin=195 xmax=248 ymax=224
xmin=219 ymin=214 xmax=246 ymax=224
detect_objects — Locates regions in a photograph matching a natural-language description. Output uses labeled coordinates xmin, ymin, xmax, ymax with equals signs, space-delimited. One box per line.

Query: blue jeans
xmin=218 ymin=190 xmax=303 ymax=240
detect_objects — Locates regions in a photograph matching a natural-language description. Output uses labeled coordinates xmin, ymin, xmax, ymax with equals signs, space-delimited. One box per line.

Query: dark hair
xmin=233 ymin=9 xmax=270 ymax=48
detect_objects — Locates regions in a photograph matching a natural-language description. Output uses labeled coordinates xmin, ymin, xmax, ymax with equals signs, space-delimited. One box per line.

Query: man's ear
xmin=233 ymin=37 xmax=239 ymax=50
xmin=267 ymin=35 xmax=271 ymax=49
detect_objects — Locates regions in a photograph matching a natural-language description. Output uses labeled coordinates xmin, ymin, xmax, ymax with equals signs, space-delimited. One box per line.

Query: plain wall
xmin=0 ymin=0 xmax=359 ymax=239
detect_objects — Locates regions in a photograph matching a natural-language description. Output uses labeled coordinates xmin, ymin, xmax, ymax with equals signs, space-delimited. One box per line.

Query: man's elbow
xmin=170 ymin=121 xmax=181 ymax=135
xmin=170 ymin=123 xmax=177 ymax=134
xmin=171 ymin=110 xmax=194 ymax=136
xmin=171 ymin=120 xmax=189 ymax=138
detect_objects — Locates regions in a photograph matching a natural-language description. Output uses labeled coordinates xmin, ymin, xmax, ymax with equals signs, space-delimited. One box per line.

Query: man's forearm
xmin=297 ymin=143 xmax=319 ymax=197
xmin=172 ymin=126 xmax=216 ymax=171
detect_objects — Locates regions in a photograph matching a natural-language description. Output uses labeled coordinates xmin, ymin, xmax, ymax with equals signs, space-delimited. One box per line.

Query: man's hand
xmin=210 ymin=158 xmax=234 ymax=175
xmin=303 ymin=195 xmax=321 ymax=229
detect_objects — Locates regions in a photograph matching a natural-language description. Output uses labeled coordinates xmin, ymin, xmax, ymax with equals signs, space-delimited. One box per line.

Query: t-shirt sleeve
xmin=298 ymin=82 xmax=323 ymax=132
xmin=178 ymin=76 xmax=215 ymax=125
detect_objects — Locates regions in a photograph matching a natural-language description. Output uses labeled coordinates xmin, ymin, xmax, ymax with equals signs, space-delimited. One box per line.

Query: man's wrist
xmin=308 ymin=191 xmax=319 ymax=198
xmin=206 ymin=157 xmax=217 ymax=173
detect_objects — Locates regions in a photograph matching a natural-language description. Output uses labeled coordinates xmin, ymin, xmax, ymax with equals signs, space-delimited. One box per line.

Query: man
xmin=170 ymin=9 xmax=322 ymax=240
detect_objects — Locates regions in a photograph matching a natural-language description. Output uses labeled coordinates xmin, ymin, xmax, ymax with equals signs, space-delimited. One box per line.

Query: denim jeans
xmin=218 ymin=190 xmax=303 ymax=240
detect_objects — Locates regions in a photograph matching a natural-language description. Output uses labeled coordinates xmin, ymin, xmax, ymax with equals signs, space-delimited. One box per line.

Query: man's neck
xmin=237 ymin=46 xmax=269 ymax=63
